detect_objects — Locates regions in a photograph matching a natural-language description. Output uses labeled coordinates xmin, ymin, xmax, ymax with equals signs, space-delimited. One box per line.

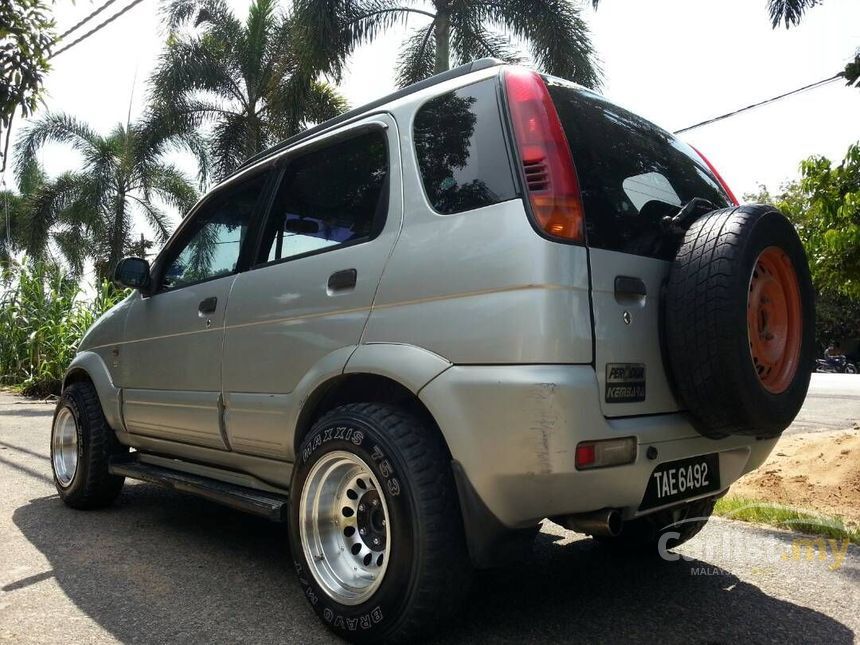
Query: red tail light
xmin=692 ymin=146 xmax=739 ymax=206
xmin=504 ymin=69 xmax=585 ymax=242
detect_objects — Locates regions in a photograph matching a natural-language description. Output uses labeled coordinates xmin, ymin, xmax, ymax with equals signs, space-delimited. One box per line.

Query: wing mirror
xmin=114 ymin=257 xmax=151 ymax=292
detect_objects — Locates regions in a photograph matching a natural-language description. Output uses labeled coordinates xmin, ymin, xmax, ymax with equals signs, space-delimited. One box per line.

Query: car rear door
xmin=220 ymin=116 xmax=401 ymax=459
xmin=546 ymin=80 xmax=734 ymax=417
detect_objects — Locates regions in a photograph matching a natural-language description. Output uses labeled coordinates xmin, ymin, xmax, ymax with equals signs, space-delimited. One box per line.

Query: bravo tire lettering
xmin=322 ymin=607 xmax=384 ymax=630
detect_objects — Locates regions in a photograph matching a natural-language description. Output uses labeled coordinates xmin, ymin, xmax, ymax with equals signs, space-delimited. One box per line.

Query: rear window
xmin=546 ymin=80 xmax=730 ymax=260
xmin=413 ymin=79 xmax=517 ymax=214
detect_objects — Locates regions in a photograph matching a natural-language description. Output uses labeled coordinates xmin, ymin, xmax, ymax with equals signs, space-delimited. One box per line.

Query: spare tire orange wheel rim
xmin=747 ymin=246 xmax=803 ymax=394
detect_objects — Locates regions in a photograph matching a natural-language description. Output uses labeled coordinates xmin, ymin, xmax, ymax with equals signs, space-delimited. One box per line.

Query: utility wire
xmin=56 ymin=0 xmax=122 ymax=40
xmin=50 ymin=0 xmax=148 ymax=59
xmin=674 ymin=74 xmax=843 ymax=134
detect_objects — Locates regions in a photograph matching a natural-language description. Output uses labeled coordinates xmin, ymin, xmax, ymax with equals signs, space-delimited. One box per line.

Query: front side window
xmin=413 ymin=79 xmax=517 ymax=214
xmin=162 ymin=174 xmax=266 ymax=290
xmin=259 ymin=130 xmax=388 ymax=264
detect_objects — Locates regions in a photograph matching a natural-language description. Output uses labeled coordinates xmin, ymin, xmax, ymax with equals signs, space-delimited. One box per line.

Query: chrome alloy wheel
xmin=52 ymin=406 xmax=79 ymax=488
xmin=299 ymin=450 xmax=391 ymax=606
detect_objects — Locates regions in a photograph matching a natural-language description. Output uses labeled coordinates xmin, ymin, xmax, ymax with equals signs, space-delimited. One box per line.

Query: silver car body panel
xmin=419 ymin=364 xmax=775 ymax=527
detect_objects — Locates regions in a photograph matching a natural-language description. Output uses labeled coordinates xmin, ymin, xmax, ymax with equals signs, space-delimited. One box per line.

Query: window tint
xmin=546 ymin=80 xmax=730 ymax=260
xmin=414 ymin=79 xmax=516 ymax=214
xmin=162 ymin=174 xmax=265 ymax=290
xmin=259 ymin=130 xmax=388 ymax=263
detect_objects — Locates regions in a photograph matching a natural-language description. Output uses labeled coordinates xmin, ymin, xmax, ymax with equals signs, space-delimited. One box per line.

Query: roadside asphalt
xmin=0 ymin=375 xmax=858 ymax=644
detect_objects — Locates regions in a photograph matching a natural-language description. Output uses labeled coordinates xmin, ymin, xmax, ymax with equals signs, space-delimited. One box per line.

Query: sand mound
xmin=729 ymin=428 xmax=860 ymax=527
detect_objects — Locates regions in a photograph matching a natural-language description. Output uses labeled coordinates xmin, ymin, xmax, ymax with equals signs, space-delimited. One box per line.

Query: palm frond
xmin=21 ymin=171 xmax=98 ymax=259
xmin=471 ymin=0 xmax=602 ymax=89
xmin=396 ymin=23 xmax=437 ymax=87
xmin=449 ymin=14 xmax=523 ymax=68
xmin=292 ymin=0 xmax=424 ymax=80
xmin=143 ymin=163 xmax=197 ymax=227
xmin=211 ymin=113 xmax=251 ymax=178
xmin=14 ymin=114 xmax=103 ymax=181
xmin=767 ymin=0 xmax=821 ymax=28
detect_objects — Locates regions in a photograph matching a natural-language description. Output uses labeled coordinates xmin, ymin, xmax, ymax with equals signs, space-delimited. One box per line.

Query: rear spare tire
xmin=665 ymin=204 xmax=814 ymax=438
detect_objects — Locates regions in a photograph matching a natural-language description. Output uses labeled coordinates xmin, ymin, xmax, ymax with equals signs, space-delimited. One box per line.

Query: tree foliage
xmin=13 ymin=113 xmax=199 ymax=278
xmin=0 ymin=0 xmax=55 ymax=171
xmin=151 ymin=0 xmax=348 ymax=179
xmin=745 ymin=143 xmax=860 ymax=344
xmin=292 ymin=0 xmax=602 ymax=89
xmin=0 ymin=259 xmax=127 ymax=396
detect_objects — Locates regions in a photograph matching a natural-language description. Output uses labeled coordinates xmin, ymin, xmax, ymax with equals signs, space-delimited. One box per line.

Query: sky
xmin=3 ymin=0 xmax=860 ymax=241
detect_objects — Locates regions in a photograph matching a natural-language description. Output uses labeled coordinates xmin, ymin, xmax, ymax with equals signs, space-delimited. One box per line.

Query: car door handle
xmin=328 ymin=269 xmax=357 ymax=292
xmin=614 ymin=276 xmax=646 ymax=305
xmin=198 ymin=296 xmax=218 ymax=314
xmin=614 ymin=276 xmax=646 ymax=297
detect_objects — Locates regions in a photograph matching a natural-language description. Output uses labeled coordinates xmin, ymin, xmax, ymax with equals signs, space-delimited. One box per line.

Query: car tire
xmin=597 ymin=497 xmax=716 ymax=555
xmin=50 ymin=381 xmax=127 ymax=508
xmin=665 ymin=204 xmax=815 ymax=439
xmin=289 ymin=402 xmax=472 ymax=644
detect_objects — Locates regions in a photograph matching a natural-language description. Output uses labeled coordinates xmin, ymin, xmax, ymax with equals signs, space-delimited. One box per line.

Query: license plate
xmin=639 ymin=453 xmax=720 ymax=511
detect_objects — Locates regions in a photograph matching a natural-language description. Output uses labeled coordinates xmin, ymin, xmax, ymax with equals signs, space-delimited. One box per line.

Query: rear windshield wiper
xmin=663 ymin=197 xmax=717 ymax=234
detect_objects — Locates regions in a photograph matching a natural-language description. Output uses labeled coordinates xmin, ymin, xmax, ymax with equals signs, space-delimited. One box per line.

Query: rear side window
xmin=258 ymin=130 xmax=388 ymax=263
xmin=546 ymin=81 xmax=730 ymax=260
xmin=413 ymin=79 xmax=516 ymax=214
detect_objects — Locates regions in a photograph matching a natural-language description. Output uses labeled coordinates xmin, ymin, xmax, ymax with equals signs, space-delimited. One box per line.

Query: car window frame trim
xmin=247 ymin=119 xmax=393 ymax=272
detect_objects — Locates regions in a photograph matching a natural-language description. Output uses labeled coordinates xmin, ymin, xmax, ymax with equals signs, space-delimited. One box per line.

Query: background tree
xmin=151 ymin=0 xmax=348 ymax=179
xmin=0 ymin=158 xmax=44 ymax=268
xmin=14 ymin=113 xmax=199 ymax=278
xmin=0 ymin=0 xmax=54 ymax=173
xmin=292 ymin=0 xmax=601 ymax=89
xmin=746 ymin=142 xmax=860 ymax=347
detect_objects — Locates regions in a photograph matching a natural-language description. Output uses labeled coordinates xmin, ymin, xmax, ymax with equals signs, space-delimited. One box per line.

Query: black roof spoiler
xmin=230 ymin=58 xmax=505 ymax=177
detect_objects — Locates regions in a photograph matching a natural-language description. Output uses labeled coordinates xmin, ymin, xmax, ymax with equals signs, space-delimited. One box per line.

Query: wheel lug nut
xmin=359 ymin=528 xmax=366 ymax=535
xmin=359 ymin=504 xmax=365 ymax=511
xmin=373 ymin=538 xmax=379 ymax=545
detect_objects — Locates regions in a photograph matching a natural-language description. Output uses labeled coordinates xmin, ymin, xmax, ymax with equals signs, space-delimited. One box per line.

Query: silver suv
xmin=51 ymin=59 xmax=814 ymax=643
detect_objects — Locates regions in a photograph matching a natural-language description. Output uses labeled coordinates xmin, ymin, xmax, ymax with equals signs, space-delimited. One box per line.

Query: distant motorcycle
xmin=815 ymin=355 xmax=858 ymax=374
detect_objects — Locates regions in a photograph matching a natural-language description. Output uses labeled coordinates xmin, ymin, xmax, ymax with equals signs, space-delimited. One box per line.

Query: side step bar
xmin=109 ymin=459 xmax=289 ymax=522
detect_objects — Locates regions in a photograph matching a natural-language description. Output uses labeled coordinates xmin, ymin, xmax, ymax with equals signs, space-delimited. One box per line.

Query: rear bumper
xmin=419 ymin=364 xmax=777 ymax=529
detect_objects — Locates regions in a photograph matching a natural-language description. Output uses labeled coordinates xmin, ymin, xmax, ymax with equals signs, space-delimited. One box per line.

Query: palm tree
xmin=14 ymin=113 xmax=198 ymax=279
xmin=1 ymin=159 xmax=45 ymax=269
xmin=292 ymin=0 xmax=601 ymax=89
xmin=151 ymin=0 xmax=348 ymax=179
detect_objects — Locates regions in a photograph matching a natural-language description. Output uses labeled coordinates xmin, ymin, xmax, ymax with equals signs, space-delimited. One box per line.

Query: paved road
xmin=787 ymin=373 xmax=860 ymax=434
xmin=1 ymin=384 xmax=858 ymax=644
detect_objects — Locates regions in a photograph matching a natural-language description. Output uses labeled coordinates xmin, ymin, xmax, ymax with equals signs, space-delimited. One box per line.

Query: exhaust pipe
xmin=564 ymin=508 xmax=623 ymax=537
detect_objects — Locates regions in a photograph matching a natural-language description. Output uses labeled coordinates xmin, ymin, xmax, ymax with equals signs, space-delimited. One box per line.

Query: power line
xmin=50 ymin=0 xmax=148 ymax=59
xmin=674 ymin=74 xmax=843 ymax=134
xmin=56 ymin=0 xmax=122 ymax=40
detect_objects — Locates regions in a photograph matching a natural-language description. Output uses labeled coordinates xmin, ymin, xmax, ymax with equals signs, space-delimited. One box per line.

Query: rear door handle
xmin=328 ymin=269 xmax=357 ymax=292
xmin=614 ymin=276 xmax=646 ymax=303
xmin=198 ymin=296 xmax=218 ymax=314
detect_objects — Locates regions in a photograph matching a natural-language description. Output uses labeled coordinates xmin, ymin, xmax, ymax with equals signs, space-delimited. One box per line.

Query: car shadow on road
xmin=12 ymin=484 xmax=854 ymax=644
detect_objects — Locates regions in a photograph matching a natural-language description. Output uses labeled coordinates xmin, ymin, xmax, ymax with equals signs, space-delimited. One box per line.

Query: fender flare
xmin=287 ymin=343 xmax=452 ymax=460
xmin=63 ymin=351 xmax=123 ymax=431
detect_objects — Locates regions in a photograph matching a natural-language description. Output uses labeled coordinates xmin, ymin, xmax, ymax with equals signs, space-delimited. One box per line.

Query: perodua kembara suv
xmin=49 ymin=59 xmax=814 ymax=643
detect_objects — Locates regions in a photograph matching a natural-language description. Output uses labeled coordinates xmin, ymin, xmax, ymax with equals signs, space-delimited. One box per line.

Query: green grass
xmin=715 ymin=496 xmax=860 ymax=544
